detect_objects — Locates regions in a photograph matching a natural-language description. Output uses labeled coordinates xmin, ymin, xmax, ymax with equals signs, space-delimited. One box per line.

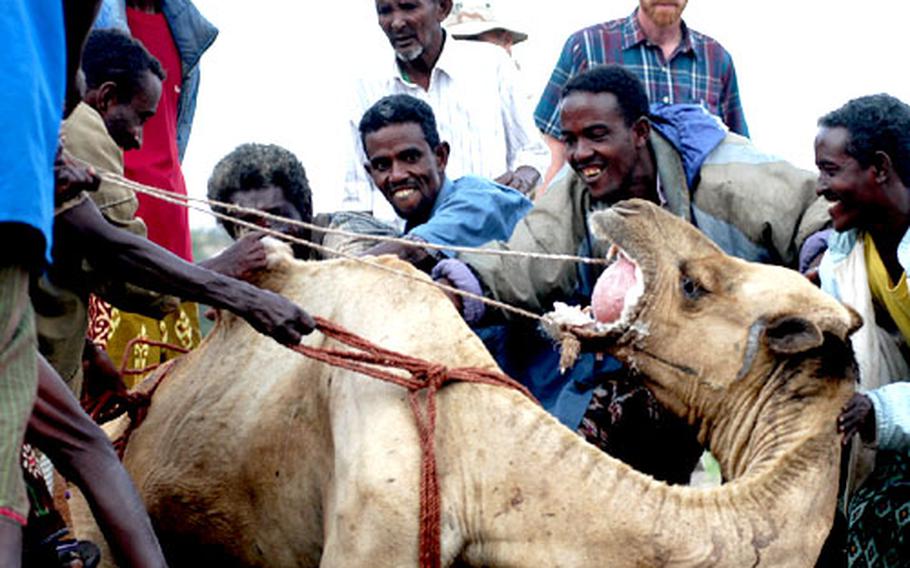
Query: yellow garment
xmin=864 ymin=233 xmax=910 ymax=345
xmin=89 ymin=296 xmax=200 ymax=387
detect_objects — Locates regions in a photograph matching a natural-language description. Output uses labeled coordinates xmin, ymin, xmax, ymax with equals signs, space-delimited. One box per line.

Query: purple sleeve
xmin=431 ymin=259 xmax=486 ymax=324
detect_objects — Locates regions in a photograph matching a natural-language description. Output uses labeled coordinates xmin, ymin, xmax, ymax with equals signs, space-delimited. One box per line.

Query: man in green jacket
xmin=434 ymin=64 xmax=829 ymax=482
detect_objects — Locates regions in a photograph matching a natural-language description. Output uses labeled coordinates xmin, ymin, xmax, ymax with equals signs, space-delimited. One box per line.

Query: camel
xmin=73 ymin=200 xmax=857 ymax=567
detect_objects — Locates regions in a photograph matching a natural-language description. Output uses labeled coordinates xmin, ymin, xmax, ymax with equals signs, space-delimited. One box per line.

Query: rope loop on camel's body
xmin=83 ymin=337 xmax=189 ymax=428
xmin=97 ymin=313 xmax=537 ymax=568
xmin=86 ymin=359 xmax=178 ymax=459
xmin=292 ymin=316 xmax=537 ymax=568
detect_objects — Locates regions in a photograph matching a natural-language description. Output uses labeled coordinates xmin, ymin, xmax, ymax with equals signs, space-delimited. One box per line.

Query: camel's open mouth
xmin=592 ymin=245 xmax=645 ymax=327
xmin=542 ymin=244 xmax=646 ymax=354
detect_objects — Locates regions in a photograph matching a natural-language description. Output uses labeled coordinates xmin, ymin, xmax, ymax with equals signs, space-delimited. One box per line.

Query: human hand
xmin=803 ymin=267 xmax=820 ymax=286
xmin=199 ymin=231 xmax=270 ymax=282
xmin=54 ymin=145 xmax=99 ymax=205
xmin=240 ymin=289 xmax=316 ymax=345
xmin=801 ymin=249 xmax=824 ymax=287
xmin=363 ymin=240 xmax=436 ymax=273
xmin=435 ymin=277 xmax=463 ymax=313
xmin=80 ymin=340 xmax=129 ymax=422
xmin=495 ymin=165 xmax=540 ymax=196
xmin=430 ymin=258 xmax=485 ymax=323
xmin=82 ymin=340 xmax=125 ymax=396
xmin=837 ymin=393 xmax=875 ymax=445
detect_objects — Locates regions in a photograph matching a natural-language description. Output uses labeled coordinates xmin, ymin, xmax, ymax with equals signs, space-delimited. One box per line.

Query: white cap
xmin=443 ymin=3 xmax=528 ymax=45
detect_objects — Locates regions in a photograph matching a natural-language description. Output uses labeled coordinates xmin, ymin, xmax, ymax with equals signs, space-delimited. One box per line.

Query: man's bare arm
xmin=56 ymin=198 xmax=314 ymax=344
xmin=28 ymin=355 xmax=166 ymax=568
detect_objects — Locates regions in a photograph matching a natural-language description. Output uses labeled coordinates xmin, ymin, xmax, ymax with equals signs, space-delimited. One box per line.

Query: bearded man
xmin=535 ymin=0 xmax=748 ymax=188
xmin=339 ymin=0 xmax=549 ymax=222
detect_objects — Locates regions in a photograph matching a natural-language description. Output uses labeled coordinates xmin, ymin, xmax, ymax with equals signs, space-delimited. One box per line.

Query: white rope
xmin=97 ymin=170 xmax=608 ymax=266
xmin=96 ymin=172 xmax=548 ymax=324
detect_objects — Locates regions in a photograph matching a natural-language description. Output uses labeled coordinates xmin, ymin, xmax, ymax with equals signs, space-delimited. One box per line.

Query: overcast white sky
xmin=181 ymin=0 xmax=910 ymax=228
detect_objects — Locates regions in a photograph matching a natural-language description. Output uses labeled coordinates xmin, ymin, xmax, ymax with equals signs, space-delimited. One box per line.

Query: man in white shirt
xmin=342 ymin=0 xmax=549 ymax=221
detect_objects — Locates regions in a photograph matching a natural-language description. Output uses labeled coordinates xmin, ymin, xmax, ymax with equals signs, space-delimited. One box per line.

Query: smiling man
xmin=358 ymin=94 xmax=532 ymax=277
xmin=339 ymin=0 xmax=548 ymax=221
xmin=436 ymin=65 xmax=828 ymax=482
xmin=815 ymin=94 xmax=910 ymax=566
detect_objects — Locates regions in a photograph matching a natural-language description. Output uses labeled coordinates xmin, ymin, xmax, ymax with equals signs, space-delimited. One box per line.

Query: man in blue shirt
xmin=358 ymin=94 xmax=533 ymax=276
xmin=0 ymin=2 xmax=69 ymax=562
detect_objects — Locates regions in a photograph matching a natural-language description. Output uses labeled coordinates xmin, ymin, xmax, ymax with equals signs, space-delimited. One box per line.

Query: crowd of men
xmin=2 ymin=0 xmax=908 ymax=566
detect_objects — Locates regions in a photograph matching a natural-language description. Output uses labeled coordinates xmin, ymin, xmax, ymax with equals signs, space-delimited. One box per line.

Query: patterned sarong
xmin=88 ymin=296 xmax=200 ymax=387
xmin=847 ymin=451 xmax=910 ymax=567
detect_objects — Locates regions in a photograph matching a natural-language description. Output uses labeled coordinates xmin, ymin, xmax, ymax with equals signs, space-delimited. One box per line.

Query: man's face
xmin=561 ymin=91 xmax=648 ymax=202
xmin=228 ymin=185 xmax=306 ymax=240
xmin=102 ymin=70 xmax=162 ymax=151
xmin=375 ymin=0 xmax=449 ymax=62
xmin=364 ymin=122 xmax=447 ymax=222
xmin=815 ymin=126 xmax=886 ymax=232
xmin=639 ymin=0 xmax=688 ymax=27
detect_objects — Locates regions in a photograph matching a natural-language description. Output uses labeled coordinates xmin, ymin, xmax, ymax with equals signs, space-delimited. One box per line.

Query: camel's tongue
xmin=591 ymin=252 xmax=639 ymax=324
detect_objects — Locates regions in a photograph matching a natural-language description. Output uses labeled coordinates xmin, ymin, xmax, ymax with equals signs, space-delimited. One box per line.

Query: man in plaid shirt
xmin=535 ymin=0 xmax=748 ymax=187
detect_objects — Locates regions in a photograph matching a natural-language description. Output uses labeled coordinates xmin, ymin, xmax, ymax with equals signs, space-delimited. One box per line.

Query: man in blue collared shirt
xmin=358 ymin=94 xmax=533 ymax=275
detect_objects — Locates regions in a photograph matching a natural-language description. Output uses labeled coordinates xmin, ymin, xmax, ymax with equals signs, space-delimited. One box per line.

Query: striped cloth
xmin=534 ymin=8 xmax=748 ymax=139
xmin=0 ymin=266 xmax=39 ymax=525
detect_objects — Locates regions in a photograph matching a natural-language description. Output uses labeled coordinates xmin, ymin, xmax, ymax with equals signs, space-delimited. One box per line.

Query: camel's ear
xmin=764 ymin=315 xmax=825 ymax=354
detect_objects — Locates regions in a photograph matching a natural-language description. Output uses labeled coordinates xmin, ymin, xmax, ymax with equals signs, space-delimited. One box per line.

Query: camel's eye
xmin=680 ymin=275 xmax=707 ymax=301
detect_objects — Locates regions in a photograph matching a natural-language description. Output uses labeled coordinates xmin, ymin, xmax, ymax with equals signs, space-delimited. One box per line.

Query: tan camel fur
xmin=73 ymin=202 xmax=857 ymax=567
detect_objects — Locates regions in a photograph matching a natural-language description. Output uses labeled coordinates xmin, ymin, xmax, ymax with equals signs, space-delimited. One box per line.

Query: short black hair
xmin=561 ymin=65 xmax=650 ymax=127
xmin=358 ymin=94 xmax=441 ymax=152
xmin=207 ymin=143 xmax=313 ymax=231
xmin=82 ymin=29 xmax=166 ymax=102
xmin=819 ymin=94 xmax=910 ymax=187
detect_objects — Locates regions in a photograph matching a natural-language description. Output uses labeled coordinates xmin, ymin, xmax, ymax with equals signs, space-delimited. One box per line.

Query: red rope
xmin=108 ymin=360 xmax=176 ymax=459
xmin=118 ymin=337 xmax=190 ymax=376
xmin=291 ymin=317 xmax=537 ymax=568
xmin=91 ymin=316 xmax=536 ymax=567
xmin=81 ymin=337 xmax=188 ymax=457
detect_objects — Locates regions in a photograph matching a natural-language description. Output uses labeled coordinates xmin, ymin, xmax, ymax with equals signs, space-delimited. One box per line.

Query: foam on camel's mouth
xmin=544 ymin=244 xmax=645 ymax=337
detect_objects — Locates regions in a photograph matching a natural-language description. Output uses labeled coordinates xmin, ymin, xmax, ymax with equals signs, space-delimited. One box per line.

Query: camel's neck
xmin=706 ymin=356 xmax=845 ymax=483
xmin=442 ymin=365 xmax=845 ymax=566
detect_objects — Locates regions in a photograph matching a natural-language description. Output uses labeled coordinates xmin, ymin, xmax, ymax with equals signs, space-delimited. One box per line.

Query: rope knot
xmin=420 ymin=364 xmax=449 ymax=392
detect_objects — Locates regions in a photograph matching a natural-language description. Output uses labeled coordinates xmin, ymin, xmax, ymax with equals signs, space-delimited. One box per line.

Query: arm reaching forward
xmin=56 ymin=197 xmax=314 ymax=345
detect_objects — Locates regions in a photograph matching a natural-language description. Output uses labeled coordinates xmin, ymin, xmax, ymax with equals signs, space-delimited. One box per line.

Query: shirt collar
xmin=621 ymin=8 xmax=696 ymax=57
xmin=430 ymin=176 xmax=454 ymax=216
xmin=389 ymin=30 xmax=458 ymax=87
xmin=405 ymin=177 xmax=452 ymax=233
